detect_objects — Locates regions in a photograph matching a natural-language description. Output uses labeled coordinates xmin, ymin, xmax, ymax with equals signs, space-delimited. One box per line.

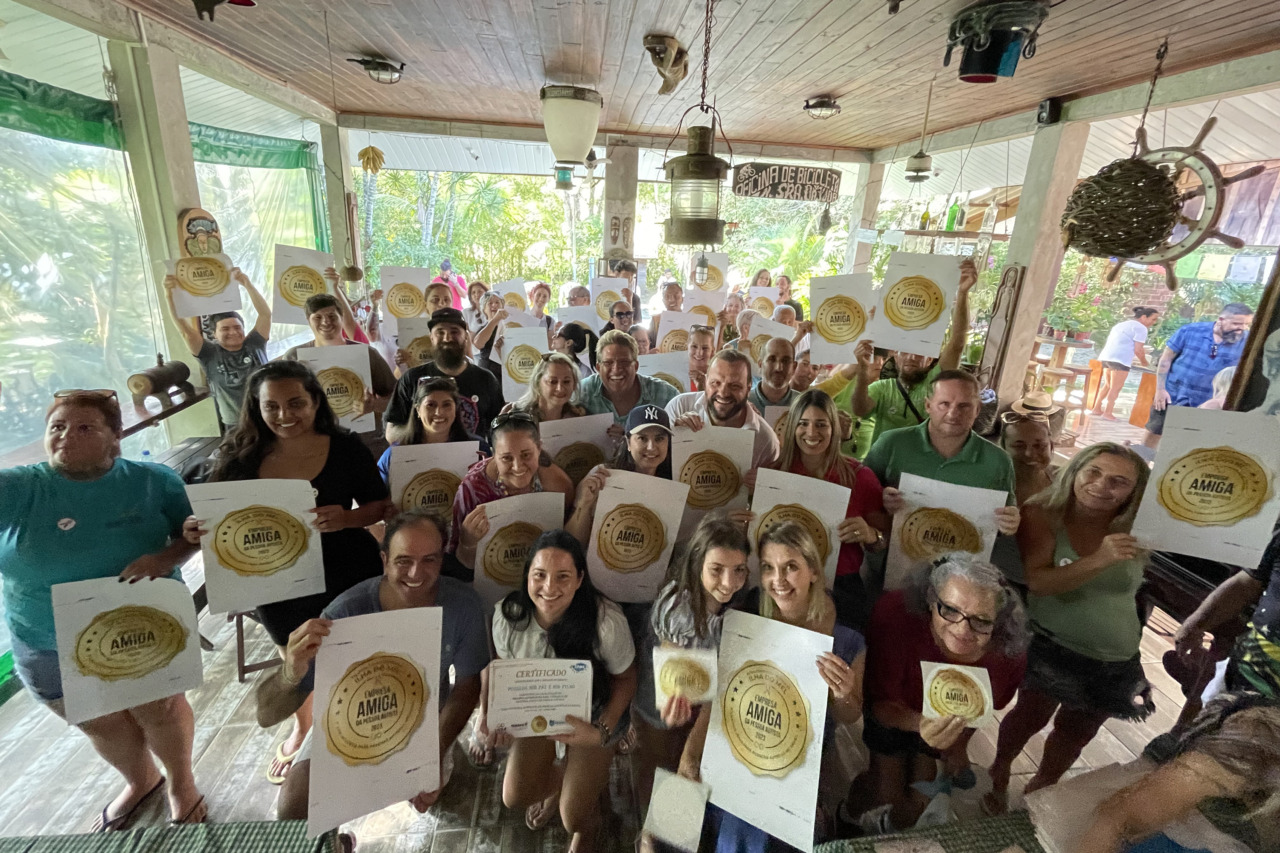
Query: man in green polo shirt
xmin=836 ymin=258 xmax=977 ymax=458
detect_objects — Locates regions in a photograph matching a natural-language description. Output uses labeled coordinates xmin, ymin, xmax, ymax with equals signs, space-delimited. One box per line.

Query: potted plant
xmin=1043 ymin=304 xmax=1072 ymax=341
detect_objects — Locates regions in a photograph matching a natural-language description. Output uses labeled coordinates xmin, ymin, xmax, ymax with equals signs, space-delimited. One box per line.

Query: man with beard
xmin=1144 ymin=302 xmax=1253 ymax=448
xmin=579 ymin=330 xmax=678 ymax=436
xmin=687 ymin=325 xmax=715 ymax=391
xmin=385 ymin=308 xmax=504 ymax=443
xmin=666 ymin=349 xmax=780 ymax=472
xmin=840 ymin=259 xmax=977 ymax=453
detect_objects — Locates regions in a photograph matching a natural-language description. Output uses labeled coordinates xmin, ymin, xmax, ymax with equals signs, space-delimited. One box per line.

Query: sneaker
xmin=857 ymin=804 xmax=894 ymax=836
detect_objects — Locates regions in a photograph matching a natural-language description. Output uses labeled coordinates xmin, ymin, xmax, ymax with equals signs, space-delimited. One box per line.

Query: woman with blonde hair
xmin=986 ymin=441 xmax=1153 ymax=814
xmin=775 ymin=389 xmax=888 ymax=629
xmin=506 ymin=352 xmax=586 ymax=423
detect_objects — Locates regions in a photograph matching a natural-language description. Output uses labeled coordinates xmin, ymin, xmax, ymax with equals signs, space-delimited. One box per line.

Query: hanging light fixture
xmin=554 ymin=166 xmax=574 ymax=191
xmin=904 ymin=77 xmax=935 ymax=183
xmin=661 ymin=0 xmax=733 ymax=246
xmin=695 ymin=252 xmax=710 ymax=285
xmin=347 ymin=57 xmax=405 ymax=84
xmin=803 ymin=96 xmax=842 ymax=120
xmin=944 ymin=0 xmax=1050 ymax=83
xmin=540 ymin=86 xmax=603 ymax=166
xmin=818 ymin=205 xmax=833 ymax=234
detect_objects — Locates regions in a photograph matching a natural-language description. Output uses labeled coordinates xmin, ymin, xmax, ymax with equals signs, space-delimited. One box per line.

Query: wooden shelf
xmin=901 ymin=229 xmax=1011 ymax=241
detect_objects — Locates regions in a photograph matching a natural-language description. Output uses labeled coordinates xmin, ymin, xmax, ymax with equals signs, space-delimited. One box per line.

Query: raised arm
xmin=163 ymin=275 xmax=206 ymax=356
xmin=325 ymin=267 xmax=360 ymax=340
xmin=850 ymin=340 xmax=878 ymax=418
xmin=938 ymin=258 xmax=977 ymax=371
xmin=235 ymin=268 xmax=272 ymax=340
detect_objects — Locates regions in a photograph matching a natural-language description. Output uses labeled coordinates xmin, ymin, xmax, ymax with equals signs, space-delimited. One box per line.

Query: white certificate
xmin=487 ymin=657 xmax=592 ymax=738
xmin=885 ymin=473 xmax=1007 ymax=590
xmin=395 ymin=317 xmax=434 ymax=368
xmin=590 ymin=276 xmax=629 ymax=322
xmin=273 ymin=243 xmax=333 ymax=326
xmin=747 ymin=286 xmax=779 ymax=316
xmin=378 ymin=266 xmax=432 ymax=337
xmin=53 ymin=577 xmax=203 ymax=726
xmin=557 ymin=305 xmax=599 ymax=331
xmin=308 ymin=608 xmax=441 ymax=836
xmin=683 ymin=287 xmax=726 ymax=331
xmin=703 ymin=610 xmax=832 ymax=852
xmin=501 ymin=326 xmax=551 ymax=402
xmin=500 ymin=309 xmax=544 ymax=331
xmin=388 ymin=442 xmax=479 ymax=513
xmin=742 ymin=315 xmax=795 ymax=371
xmin=164 ymin=253 xmax=239 ymax=318
xmin=671 ymin=425 xmax=754 ymax=535
xmin=587 ymin=470 xmax=689 ymax=603
xmin=539 ymin=413 xmax=615 ymax=486
xmin=644 ymin=768 xmax=711 ymax=853
xmin=868 ymin=252 xmax=961 ymax=357
xmin=920 ymin=661 xmax=996 ymax=729
xmin=655 ymin=311 xmax=699 ymax=353
xmin=808 ymin=273 xmax=873 ymax=364
xmin=473 ymin=492 xmax=565 ymax=607
xmin=185 ymin=479 xmax=325 ymax=614
xmin=653 ymin=646 xmax=718 ymax=708
xmin=493 ymin=277 xmax=528 ymax=312
xmin=295 ymin=344 xmax=375 ymax=433
xmin=1132 ymin=407 xmax=1280 ymax=566
xmin=749 ymin=468 xmax=851 ymax=588
xmin=639 ymin=352 xmax=692 ymax=394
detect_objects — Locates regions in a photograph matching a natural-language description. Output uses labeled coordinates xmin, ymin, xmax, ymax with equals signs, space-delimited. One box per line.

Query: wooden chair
xmin=1041 ymin=367 xmax=1088 ymax=428
xmin=228 ymin=610 xmax=282 ymax=683
xmin=1023 ymin=360 xmax=1042 ymax=394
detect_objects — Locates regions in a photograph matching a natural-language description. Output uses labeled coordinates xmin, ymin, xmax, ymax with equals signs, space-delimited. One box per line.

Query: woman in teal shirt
xmin=984 ymin=442 xmax=1152 ymax=815
xmin=0 ymin=391 xmax=206 ymax=828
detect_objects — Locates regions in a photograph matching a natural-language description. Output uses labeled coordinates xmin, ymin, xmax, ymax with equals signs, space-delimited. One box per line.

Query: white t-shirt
xmin=665 ymin=391 xmax=781 ymax=471
xmin=1098 ymin=319 xmax=1149 ymax=367
xmin=491 ymin=598 xmax=635 ymax=675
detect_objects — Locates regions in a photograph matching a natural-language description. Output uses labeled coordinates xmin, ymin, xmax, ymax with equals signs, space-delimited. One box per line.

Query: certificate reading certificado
xmin=487 ymin=658 xmax=593 ymax=738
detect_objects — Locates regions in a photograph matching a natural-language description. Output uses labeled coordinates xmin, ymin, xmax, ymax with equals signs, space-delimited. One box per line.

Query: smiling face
xmin=630 ymin=327 xmax=651 ymax=354
xmin=775 ymin=275 xmax=792 ymax=301
xmin=483 ymin=294 xmax=504 ymax=319
xmin=611 ymin=302 xmax=634 ymax=328
xmin=1214 ymin=310 xmax=1254 ymax=343
xmin=382 ymin=521 xmax=445 ymax=608
xmin=214 ymin=316 xmax=246 ymax=350
xmin=925 ymin=378 xmax=979 ymax=440
xmin=705 ymin=358 xmax=751 ymax=424
xmin=307 ymin=306 xmax=343 ymax=343
xmin=791 ymin=351 xmax=817 ymax=389
xmin=493 ymin=430 xmax=541 ymax=490
xmin=539 ymin=362 xmax=576 ymax=409
xmin=794 ymin=405 xmax=833 ymax=459
xmin=528 ymin=547 xmax=583 ymax=627
xmin=760 ymin=542 xmax=820 ymax=621
xmin=761 ymin=338 xmax=796 ymax=390
xmin=701 ymin=546 xmax=749 ymax=611
xmin=1072 ymin=451 xmax=1139 ymax=516
xmin=688 ymin=331 xmax=714 ymax=373
xmin=258 ymin=378 xmax=318 ymax=440
xmin=1003 ymin=419 xmax=1052 ymax=469
xmin=431 ymin=323 xmax=467 ymax=366
xmin=723 ymin=294 xmax=744 ymax=322
xmin=425 ymin=285 xmax=453 ymax=315
xmin=45 ymin=404 xmax=118 ymax=475
xmin=598 ymin=343 xmax=638 ymax=396
xmin=530 ymin=285 xmax=551 ymax=314
xmin=929 ymin=576 xmax=998 ymax=663
xmin=627 ymin=426 xmax=669 ymax=476
xmin=663 ymin=284 xmax=683 ymax=312
xmin=468 ymin=283 xmax=487 ymax=309
xmin=415 ymin=391 xmax=457 ymax=441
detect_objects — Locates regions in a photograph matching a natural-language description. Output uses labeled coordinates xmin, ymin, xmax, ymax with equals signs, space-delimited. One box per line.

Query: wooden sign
xmin=732 ymin=162 xmax=840 ymax=203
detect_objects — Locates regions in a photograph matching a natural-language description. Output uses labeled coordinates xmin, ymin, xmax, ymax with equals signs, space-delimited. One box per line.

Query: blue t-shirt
xmin=298 ymin=574 xmax=491 ymax=706
xmin=1165 ymin=321 xmax=1248 ymax=407
xmin=0 ymin=460 xmax=192 ymax=650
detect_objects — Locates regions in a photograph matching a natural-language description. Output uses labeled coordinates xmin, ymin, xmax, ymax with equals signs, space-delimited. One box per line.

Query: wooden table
xmin=1129 ymin=364 xmax=1157 ymax=428
xmin=1034 ymin=335 xmax=1093 ymax=369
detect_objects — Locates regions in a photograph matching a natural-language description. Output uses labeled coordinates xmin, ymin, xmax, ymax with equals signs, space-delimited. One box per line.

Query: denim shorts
xmin=11 ymin=637 xmax=64 ymax=703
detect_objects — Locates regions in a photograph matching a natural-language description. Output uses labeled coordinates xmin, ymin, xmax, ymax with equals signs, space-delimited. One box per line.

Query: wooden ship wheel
xmin=1115 ymin=116 xmax=1265 ymax=290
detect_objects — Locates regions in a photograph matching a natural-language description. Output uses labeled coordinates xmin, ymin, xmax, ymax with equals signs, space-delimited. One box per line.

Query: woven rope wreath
xmin=1060 ymin=157 xmax=1180 ymax=258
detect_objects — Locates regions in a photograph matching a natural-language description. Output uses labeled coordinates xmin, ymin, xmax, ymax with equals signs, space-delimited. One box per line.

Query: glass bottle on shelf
xmin=944 ymin=195 xmax=961 ymax=231
xmin=918 ymin=205 xmax=931 ymax=231
xmin=955 ymin=192 xmax=970 ymax=230
xmin=980 ymin=197 xmax=999 ymax=232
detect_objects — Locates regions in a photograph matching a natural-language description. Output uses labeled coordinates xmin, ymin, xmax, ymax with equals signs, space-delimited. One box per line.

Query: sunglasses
xmin=613 ymin=310 xmax=634 ymax=319
xmin=490 ymin=411 xmax=537 ymax=430
xmin=1001 ymin=410 xmax=1050 ymax=424
xmin=54 ymin=388 xmax=118 ymax=402
xmin=690 ymin=324 xmax=715 ymax=333
xmin=1210 ymin=343 xmax=1219 ymax=359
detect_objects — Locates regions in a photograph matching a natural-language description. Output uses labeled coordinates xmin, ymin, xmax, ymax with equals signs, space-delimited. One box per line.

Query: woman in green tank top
xmin=984 ymin=442 xmax=1153 ymax=815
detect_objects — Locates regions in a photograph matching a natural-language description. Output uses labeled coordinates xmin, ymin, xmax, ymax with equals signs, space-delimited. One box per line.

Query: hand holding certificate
xmin=487 ymin=658 xmax=592 ymax=738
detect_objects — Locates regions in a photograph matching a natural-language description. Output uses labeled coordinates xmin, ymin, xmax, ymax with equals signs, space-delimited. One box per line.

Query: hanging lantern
xmin=554 ymin=166 xmax=574 ymax=191
xmin=943 ymin=0 xmax=1050 ymax=84
xmin=540 ymin=85 xmax=602 ymax=167
xmin=695 ymin=252 xmax=710 ymax=285
xmin=663 ymin=125 xmax=730 ymax=246
xmin=818 ymin=205 xmax=833 ymax=234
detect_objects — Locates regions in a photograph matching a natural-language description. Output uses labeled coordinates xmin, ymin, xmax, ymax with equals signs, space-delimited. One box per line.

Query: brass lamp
xmin=663 ymin=125 xmax=730 ymax=246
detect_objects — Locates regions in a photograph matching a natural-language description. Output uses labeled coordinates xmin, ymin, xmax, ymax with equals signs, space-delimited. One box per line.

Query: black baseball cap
xmin=625 ymin=404 xmax=673 ymax=436
xmin=427 ymin=307 xmax=467 ymax=330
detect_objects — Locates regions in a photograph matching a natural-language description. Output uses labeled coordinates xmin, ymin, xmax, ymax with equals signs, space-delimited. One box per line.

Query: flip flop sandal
xmin=92 ymin=776 xmax=166 ymax=833
xmin=267 ymin=740 xmax=301 ymax=785
xmin=169 ymin=796 xmax=207 ymax=826
xmin=525 ymin=793 xmax=560 ymax=831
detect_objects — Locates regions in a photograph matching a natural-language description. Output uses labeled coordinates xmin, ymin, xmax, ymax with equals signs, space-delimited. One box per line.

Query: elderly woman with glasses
xmin=0 ymin=390 xmax=207 ymax=827
xmin=845 ymin=555 xmax=1030 ymax=835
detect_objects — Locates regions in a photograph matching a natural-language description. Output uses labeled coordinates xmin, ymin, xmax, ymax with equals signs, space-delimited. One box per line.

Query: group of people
xmin=1 ymin=255 xmax=1276 ymax=853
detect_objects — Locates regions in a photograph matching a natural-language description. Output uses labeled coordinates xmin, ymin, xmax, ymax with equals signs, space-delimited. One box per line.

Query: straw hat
xmin=1010 ymin=390 xmax=1062 ymax=416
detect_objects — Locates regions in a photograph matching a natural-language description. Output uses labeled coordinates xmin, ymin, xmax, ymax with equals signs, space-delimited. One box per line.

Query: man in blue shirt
xmin=260 ymin=509 xmax=490 ymax=821
xmin=1144 ymin=302 xmax=1253 ymax=448
xmin=579 ymin=329 xmax=678 ymax=439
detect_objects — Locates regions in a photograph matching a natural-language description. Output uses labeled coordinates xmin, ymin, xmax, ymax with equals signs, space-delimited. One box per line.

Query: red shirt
xmin=865 ymin=590 xmax=1026 ymax=718
xmin=787 ymin=456 xmax=884 ymax=577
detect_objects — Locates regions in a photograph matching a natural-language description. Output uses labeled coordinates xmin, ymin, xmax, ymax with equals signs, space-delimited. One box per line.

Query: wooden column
xmin=602 ymin=138 xmax=639 ymax=261
xmin=843 ymin=162 xmax=885 ymax=273
xmin=986 ymin=121 xmax=1090 ymax=405
xmin=108 ymin=40 xmax=218 ymax=440
xmin=320 ymin=123 xmax=355 ymax=267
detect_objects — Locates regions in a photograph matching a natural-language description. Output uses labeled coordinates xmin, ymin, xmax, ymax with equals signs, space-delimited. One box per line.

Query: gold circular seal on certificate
xmin=748 ymin=334 xmax=772 ymax=366
xmin=1157 ymin=446 xmax=1271 ymax=527
xmin=385 ymin=282 xmax=425 ymax=318
xmin=757 ymin=504 xmax=831 ymax=566
xmin=401 ymin=469 xmax=462 ymax=512
xmin=722 ymin=660 xmax=811 ymax=778
xmin=900 ymin=507 xmax=982 ymax=561
xmin=404 ymin=335 xmax=434 ymax=367
xmin=554 ymin=442 xmax=605 ymax=486
xmin=505 ymin=344 xmax=541 ymax=385
xmin=502 ymin=292 xmax=527 ymax=311
xmin=323 ymin=652 xmax=427 ymax=767
xmin=278 ymin=264 xmax=327 ymax=307
xmin=690 ymin=304 xmax=718 ymax=326
xmin=696 ymin=264 xmax=724 ymax=292
xmin=174 ymin=256 xmax=229 ymax=297
xmin=652 ymin=372 xmax=686 ymax=393
xmin=660 ymin=329 xmax=689 ymax=352
xmin=927 ymin=667 xmax=986 ymax=721
xmin=317 ymin=366 xmax=365 ymax=418
xmin=595 ymin=289 xmax=623 ymax=321
xmin=483 ymin=521 xmax=543 ymax=587
xmin=679 ymin=450 xmax=741 ymax=509
xmin=213 ymin=505 xmax=310 ymax=576
xmin=659 ymin=658 xmax=712 ymax=699
xmin=75 ymin=605 xmax=188 ymax=682
xmin=751 ymin=296 xmax=775 ymax=314
xmin=597 ymin=503 xmax=666 ymax=572
xmin=530 ymin=715 xmax=548 ymax=734
xmin=815 ymin=296 xmax=867 ymax=345
xmin=883 ymin=275 xmax=946 ymax=331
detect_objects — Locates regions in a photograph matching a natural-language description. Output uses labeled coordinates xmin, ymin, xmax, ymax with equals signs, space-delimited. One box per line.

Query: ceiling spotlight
xmin=803 ymin=96 xmax=842 ymax=120
xmin=347 ymin=57 xmax=405 ymax=85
